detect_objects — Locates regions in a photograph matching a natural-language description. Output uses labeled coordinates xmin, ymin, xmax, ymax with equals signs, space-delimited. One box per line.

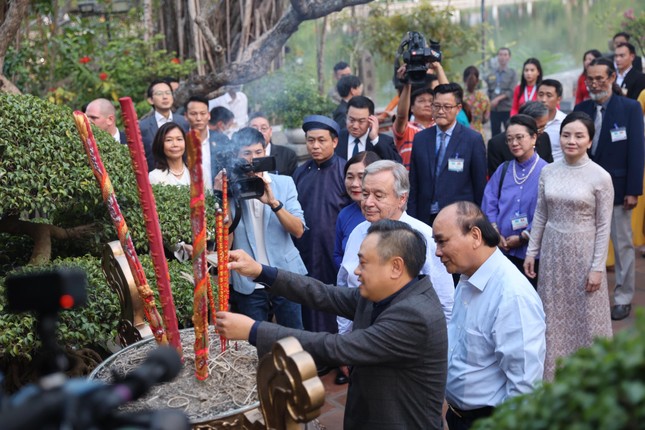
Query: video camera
xmin=395 ymin=31 xmax=442 ymax=86
xmin=0 ymin=269 xmax=189 ymax=430
xmin=229 ymin=156 xmax=276 ymax=200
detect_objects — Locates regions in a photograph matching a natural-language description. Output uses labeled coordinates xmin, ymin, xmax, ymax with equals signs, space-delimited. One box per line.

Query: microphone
xmin=88 ymin=346 xmax=182 ymax=420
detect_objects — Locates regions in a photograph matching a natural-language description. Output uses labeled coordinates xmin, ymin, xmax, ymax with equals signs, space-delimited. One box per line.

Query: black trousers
xmin=446 ymin=405 xmax=494 ymax=430
xmin=490 ymin=110 xmax=510 ymax=136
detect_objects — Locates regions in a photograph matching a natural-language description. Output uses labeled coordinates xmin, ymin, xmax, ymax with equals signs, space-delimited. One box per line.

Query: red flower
xmin=79 ymin=56 xmax=91 ymax=64
xmin=624 ymin=8 xmax=635 ymax=20
xmin=99 ymin=72 xmax=108 ymax=81
xmin=171 ymin=58 xmax=181 ymax=64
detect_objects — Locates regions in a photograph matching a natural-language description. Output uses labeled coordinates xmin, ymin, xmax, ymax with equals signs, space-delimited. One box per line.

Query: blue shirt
xmin=446 ymin=248 xmax=545 ymax=410
xmin=333 ymin=202 xmax=365 ymax=269
xmin=481 ymin=153 xmax=547 ymax=259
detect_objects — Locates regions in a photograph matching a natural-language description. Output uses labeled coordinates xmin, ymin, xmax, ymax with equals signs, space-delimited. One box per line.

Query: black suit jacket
xmin=620 ymin=68 xmax=645 ymax=100
xmin=118 ymin=130 xmax=127 ymax=145
xmin=256 ymin=270 xmax=447 ymax=430
xmin=487 ymin=132 xmax=553 ymax=176
xmin=270 ymin=143 xmax=298 ymax=176
xmin=575 ymin=95 xmax=645 ymax=204
xmin=408 ymin=123 xmax=487 ymax=224
xmin=334 ymin=130 xmax=402 ymax=163
xmin=333 ymin=100 xmax=349 ymax=129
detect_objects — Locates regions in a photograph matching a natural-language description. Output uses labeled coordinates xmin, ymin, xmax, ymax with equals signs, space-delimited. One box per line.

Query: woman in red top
xmin=510 ymin=58 xmax=543 ymax=116
xmin=574 ymin=49 xmax=602 ymax=105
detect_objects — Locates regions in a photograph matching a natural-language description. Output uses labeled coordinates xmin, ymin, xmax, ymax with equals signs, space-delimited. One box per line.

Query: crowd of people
xmin=82 ymin=30 xmax=645 ymax=429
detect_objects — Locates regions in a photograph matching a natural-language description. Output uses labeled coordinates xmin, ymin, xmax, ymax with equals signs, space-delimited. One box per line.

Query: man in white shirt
xmin=185 ymin=95 xmax=217 ymax=190
xmin=337 ymin=160 xmax=454 ymax=331
xmin=209 ymin=85 xmax=249 ymax=131
xmin=139 ymin=79 xmax=189 ymax=171
xmin=85 ymin=98 xmax=126 ymax=145
xmin=432 ymin=201 xmax=545 ymax=430
xmin=538 ymin=79 xmax=567 ymax=163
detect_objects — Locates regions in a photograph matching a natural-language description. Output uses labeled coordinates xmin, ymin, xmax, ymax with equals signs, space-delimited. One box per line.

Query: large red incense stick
xmin=73 ymin=111 xmax=167 ymax=345
xmin=118 ymin=97 xmax=183 ymax=358
xmin=185 ymin=129 xmax=211 ymax=380
xmin=216 ymin=174 xmax=230 ymax=352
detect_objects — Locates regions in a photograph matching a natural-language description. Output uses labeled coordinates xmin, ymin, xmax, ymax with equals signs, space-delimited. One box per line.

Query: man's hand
xmin=215 ymin=311 xmax=254 ymax=340
xmin=258 ymin=175 xmax=277 ymax=206
xmin=505 ymin=235 xmax=522 ymax=249
xmin=498 ymin=235 xmax=509 ymax=252
xmin=228 ymin=249 xmax=263 ymax=278
xmin=213 ymin=169 xmax=226 ymax=192
xmin=396 ymin=64 xmax=407 ymax=80
xmin=368 ymin=115 xmax=380 ymax=141
xmin=624 ymin=195 xmax=638 ymax=211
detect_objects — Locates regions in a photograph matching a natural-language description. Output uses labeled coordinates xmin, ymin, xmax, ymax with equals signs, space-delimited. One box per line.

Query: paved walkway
xmin=316 ymin=252 xmax=645 ymax=428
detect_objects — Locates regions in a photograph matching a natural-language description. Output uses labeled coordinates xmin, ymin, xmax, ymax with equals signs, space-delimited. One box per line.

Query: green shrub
xmin=474 ymin=310 xmax=645 ymax=430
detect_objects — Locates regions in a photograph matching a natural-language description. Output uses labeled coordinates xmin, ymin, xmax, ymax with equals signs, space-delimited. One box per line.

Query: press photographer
xmin=214 ymin=127 xmax=307 ymax=329
xmin=394 ymin=31 xmax=443 ymax=86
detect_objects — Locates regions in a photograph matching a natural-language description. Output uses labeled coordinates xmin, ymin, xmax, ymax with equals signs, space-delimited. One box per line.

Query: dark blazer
xmin=332 ymin=100 xmax=349 ymax=129
xmin=270 ymin=142 xmax=298 ymax=176
xmin=620 ymin=67 xmax=645 ymax=100
xmin=118 ymin=130 xmax=127 ymax=145
xmin=256 ymin=270 xmax=447 ymax=430
xmin=487 ymin=131 xmax=553 ymax=176
xmin=575 ymin=95 xmax=645 ymax=204
xmin=335 ymin=129 xmax=402 ymax=163
xmin=408 ymin=123 xmax=487 ymax=224
xmin=139 ymin=112 xmax=190 ymax=171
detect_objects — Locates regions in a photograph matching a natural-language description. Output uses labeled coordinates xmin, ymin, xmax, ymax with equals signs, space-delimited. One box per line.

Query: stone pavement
xmin=315 ymin=251 xmax=645 ymax=428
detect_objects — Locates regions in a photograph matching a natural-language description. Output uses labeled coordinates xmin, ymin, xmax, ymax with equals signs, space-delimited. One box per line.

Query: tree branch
xmin=175 ymin=0 xmax=373 ymax=105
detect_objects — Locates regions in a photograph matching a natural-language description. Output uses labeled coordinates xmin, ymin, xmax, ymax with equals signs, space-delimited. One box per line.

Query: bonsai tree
xmin=474 ymin=311 xmax=645 ymax=430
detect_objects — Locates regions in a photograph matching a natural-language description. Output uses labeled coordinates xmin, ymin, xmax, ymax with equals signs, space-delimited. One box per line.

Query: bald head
xmin=86 ymin=98 xmax=117 ymax=135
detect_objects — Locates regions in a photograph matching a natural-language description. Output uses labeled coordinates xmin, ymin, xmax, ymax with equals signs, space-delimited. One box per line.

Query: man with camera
xmin=224 ymin=127 xmax=307 ymax=329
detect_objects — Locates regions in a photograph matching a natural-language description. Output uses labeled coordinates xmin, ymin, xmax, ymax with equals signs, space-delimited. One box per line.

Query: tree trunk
xmin=0 ymin=0 xmax=28 ymax=70
xmin=143 ymin=0 xmax=153 ymax=42
xmin=0 ymin=216 xmax=98 ymax=265
xmin=316 ymin=15 xmax=327 ymax=96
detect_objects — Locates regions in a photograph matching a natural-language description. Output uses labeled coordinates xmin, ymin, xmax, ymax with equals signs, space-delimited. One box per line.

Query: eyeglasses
xmin=584 ymin=76 xmax=609 ymax=86
xmin=252 ymin=125 xmax=271 ymax=132
xmin=431 ymin=103 xmax=460 ymax=111
xmin=153 ymin=90 xmax=173 ymax=96
xmin=347 ymin=117 xmax=368 ymax=125
xmin=506 ymin=134 xmax=530 ymax=144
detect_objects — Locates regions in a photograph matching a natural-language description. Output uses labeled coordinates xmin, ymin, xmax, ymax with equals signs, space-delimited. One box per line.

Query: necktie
xmin=436 ymin=132 xmax=447 ymax=171
xmin=591 ymin=104 xmax=603 ymax=156
xmin=352 ymin=137 xmax=360 ymax=157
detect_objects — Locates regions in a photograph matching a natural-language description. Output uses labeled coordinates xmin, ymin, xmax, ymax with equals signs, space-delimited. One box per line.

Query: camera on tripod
xmin=396 ymin=31 xmax=442 ymax=86
xmin=0 ymin=269 xmax=188 ymax=430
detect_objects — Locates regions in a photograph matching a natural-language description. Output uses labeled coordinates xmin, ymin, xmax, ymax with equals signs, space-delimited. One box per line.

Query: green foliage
xmin=246 ymin=64 xmax=336 ymax=129
xmin=355 ymin=1 xmax=481 ymax=77
xmin=473 ymin=310 xmax=645 ymax=430
xmin=619 ymin=8 xmax=645 ymax=56
xmin=3 ymin=7 xmax=195 ymax=114
xmin=0 ymin=256 xmax=120 ymax=360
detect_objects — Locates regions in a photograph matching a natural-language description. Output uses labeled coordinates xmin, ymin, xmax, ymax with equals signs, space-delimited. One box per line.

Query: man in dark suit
xmin=612 ymin=32 xmax=643 ymax=73
xmin=216 ymin=219 xmax=448 ymax=430
xmin=248 ymin=112 xmax=298 ymax=176
xmin=615 ymin=42 xmax=645 ymax=100
xmin=575 ymin=58 xmax=645 ymax=321
xmin=487 ymin=101 xmax=554 ymax=176
xmin=139 ymin=79 xmax=190 ymax=171
xmin=332 ymin=75 xmax=362 ymax=128
xmin=334 ymin=96 xmax=402 ymax=163
xmin=408 ymin=83 xmax=487 ymax=226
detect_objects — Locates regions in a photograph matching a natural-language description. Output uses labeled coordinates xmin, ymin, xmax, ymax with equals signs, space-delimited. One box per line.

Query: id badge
xmin=611 ymin=127 xmax=627 ymax=142
xmin=448 ymin=157 xmax=464 ymax=172
xmin=511 ymin=214 xmax=529 ymax=231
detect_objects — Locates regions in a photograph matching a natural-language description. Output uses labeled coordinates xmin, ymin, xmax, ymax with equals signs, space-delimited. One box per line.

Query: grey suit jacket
xmin=256 ymin=271 xmax=447 ymax=430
